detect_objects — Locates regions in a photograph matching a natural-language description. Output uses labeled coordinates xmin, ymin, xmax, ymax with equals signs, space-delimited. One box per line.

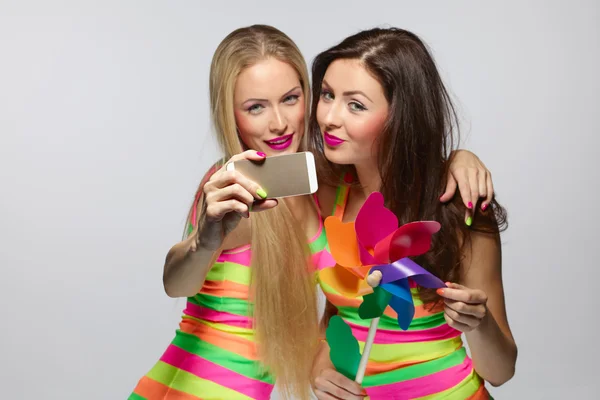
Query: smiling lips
xmin=324 ymin=132 xmax=344 ymax=147
xmin=264 ymin=133 xmax=294 ymax=150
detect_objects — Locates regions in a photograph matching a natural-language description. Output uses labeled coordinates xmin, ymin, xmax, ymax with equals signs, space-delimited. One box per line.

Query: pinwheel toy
xmin=320 ymin=192 xmax=447 ymax=383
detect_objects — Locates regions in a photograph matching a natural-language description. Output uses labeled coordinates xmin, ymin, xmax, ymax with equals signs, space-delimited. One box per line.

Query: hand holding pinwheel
xmin=437 ymin=282 xmax=489 ymax=333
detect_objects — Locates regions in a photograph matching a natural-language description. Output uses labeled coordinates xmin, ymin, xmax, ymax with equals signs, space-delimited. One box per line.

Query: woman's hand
xmin=312 ymin=366 xmax=367 ymax=400
xmin=440 ymin=149 xmax=494 ymax=226
xmin=195 ymin=150 xmax=278 ymax=251
xmin=437 ymin=282 xmax=488 ymax=333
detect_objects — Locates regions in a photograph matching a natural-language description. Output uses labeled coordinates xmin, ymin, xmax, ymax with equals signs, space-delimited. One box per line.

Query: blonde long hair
xmin=197 ymin=25 xmax=318 ymax=399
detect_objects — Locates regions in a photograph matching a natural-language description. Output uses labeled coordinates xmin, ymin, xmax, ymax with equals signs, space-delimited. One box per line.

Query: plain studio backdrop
xmin=1 ymin=1 xmax=598 ymax=399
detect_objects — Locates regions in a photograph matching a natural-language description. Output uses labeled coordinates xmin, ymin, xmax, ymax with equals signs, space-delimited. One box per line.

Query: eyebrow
xmin=322 ymin=80 xmax=373 ymax=102
xmin=242 ymin=86 xmax=301 ymax=105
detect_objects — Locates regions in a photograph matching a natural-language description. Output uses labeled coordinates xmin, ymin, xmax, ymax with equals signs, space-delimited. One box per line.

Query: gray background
xmin=1 ymin=0 xmax=598 ymax=399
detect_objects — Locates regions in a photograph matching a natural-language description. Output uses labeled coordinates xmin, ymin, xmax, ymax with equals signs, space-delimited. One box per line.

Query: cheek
xmin=349 ymin=112 xmax=388 ymax=143
xmin=288 ymin=103 xmax=305 ymax=132
xmin=234 ymin=110 xmax=262 ymax=144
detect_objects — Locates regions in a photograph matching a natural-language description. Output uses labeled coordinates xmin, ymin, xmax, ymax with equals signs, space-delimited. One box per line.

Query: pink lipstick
xmin=324 ymin=132 xmax=344 ymax=147
xmin=264 ymin=133 xmax=294 ymax=150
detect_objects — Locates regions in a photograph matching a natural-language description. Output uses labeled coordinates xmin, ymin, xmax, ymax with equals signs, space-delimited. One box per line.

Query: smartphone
xmin=226 ymin=151 xmax=318 ymax=199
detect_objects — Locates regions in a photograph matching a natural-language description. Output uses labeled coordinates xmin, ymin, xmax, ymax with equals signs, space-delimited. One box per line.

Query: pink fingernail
xmin=482 ymin=203 xmax=488 ymax=211
xmin=257 ymin=152 xmax=266 ymax=158
xmin=468 ymin=201 xmax=473 ymax=209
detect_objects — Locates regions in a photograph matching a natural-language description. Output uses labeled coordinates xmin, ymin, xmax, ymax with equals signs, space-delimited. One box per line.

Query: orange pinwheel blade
xmin=319 ymin=264 xmax=373 ymax=297
xmin=324 ymin=216 xmax=361 ymax=268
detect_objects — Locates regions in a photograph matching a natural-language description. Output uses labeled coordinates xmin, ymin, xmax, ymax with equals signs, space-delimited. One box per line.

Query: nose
xmin=323 ymin=101 xmax=342 ymax=130
xmin=269 ymin=107 xmax=288 ymax=134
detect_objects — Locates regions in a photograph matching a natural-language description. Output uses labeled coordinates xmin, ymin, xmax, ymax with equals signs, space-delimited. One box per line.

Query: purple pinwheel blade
xmin=372 ymin=258 xmax=445 ymax=288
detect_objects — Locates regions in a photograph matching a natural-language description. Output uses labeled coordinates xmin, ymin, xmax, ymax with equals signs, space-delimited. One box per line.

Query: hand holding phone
xmin=196 ymin=150 xmax=278 ymax=250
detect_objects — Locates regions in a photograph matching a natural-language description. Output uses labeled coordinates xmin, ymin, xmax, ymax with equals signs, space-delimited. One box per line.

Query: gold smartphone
xmin=226 ymin=151 xmax=319 ymax=199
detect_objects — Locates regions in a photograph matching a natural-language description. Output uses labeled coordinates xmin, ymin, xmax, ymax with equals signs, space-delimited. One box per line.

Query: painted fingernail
xmin=466 ymin=216 xmax=472 ymax=226
xmin=257 ymin=188 xmax=267 ymax=199
xmin=468 ymin=201 xmax=473 ymax=209
xmin=481 ymin=203 xmax=488 ymax=211
xmin=257 ymin=151 xmax=266 ymax=158
xmin=436 ymin=288 xmax=444 ymax=295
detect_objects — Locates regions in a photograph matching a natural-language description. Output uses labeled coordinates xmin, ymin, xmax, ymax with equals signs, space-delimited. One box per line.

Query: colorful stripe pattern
xmin=317 ymin=183 xmax=493 ymax=400
xmin=129 ymin=197 xmax=331 ymax=400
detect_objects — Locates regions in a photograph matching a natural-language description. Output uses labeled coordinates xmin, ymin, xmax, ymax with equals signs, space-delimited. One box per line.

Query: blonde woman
xmin=129 ymin=25 xmax=495 ymax=400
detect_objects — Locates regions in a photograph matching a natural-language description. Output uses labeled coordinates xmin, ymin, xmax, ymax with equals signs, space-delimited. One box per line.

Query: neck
xmin=354 ymin=158 xmax=382 ymax=200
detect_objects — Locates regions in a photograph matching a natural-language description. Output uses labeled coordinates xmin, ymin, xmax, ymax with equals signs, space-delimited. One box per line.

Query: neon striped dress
xmin=317 ymin=183 xmax=493 ymax=400
xmin=129 ymin=198 xmax=331 ymax=400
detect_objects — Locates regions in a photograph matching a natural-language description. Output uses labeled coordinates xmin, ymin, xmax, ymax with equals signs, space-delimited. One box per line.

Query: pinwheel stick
xmin=355 ymin=271 xmax=384 ymax=384
xmin=355 ymin=316 xmax=379 ymax=384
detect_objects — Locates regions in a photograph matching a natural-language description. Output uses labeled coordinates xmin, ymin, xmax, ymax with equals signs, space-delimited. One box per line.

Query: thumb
xmin=445 ymin=282 xmax=466 ymax=290
xmin=250 ymin=199 xmax=279 ymax=212
xmin=234 ymin=149 xmax=268 ymax=163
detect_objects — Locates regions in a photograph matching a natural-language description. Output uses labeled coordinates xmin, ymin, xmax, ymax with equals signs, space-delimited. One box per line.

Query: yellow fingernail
xmin=257 ymin=188 xmax=267 ymax=199
xmin=466 ymin=216 xmax=472 ymax=226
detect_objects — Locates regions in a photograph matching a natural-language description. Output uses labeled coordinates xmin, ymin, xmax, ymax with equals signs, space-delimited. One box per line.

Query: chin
xmin=281 ymin=147 xmax=300 ymax=155
xmin=323 ymin=147 xmax=353 ymax=165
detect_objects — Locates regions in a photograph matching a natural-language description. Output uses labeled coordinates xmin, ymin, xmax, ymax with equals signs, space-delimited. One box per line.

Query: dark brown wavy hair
xmin=307 ymin=27 xmax=508 ymax=304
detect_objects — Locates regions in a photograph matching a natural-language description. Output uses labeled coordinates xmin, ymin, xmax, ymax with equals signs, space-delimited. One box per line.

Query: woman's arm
xmin=438 ymin=230 xmax=517 ymax=386
xmin=162 ymin=226 xmax=225 ymax=298
xmin=163 ymin=150 xmax=277 ymax=297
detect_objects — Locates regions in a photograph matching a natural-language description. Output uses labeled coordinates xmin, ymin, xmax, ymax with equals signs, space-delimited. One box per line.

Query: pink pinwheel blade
xmin=355 ymin=192 xmax=398 ymax=265
xmin=373 ymin=221 xmax=440 ymax=264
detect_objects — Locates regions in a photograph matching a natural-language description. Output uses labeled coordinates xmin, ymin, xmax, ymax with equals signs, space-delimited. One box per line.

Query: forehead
xmin=323 ymin=59 xmax=383 ymax=95
xmin=234 ymin=58 xmax=301 ymax=100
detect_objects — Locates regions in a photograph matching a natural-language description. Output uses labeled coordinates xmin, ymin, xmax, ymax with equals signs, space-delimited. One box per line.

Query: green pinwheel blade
xmin=325 ymin=315 xmax=361 ymax=380
xmin=358 ymin=286 xmax=392 ymax=319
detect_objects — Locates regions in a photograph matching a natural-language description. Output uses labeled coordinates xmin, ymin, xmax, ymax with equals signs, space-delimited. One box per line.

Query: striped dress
xmin=129 ymin=197 xmax=331 ymax=400
xmin=317 ymin=183 xmax=493 ymax=400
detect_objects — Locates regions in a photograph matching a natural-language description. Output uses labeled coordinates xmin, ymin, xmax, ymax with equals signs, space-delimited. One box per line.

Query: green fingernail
xmin=466 ymin=216 xmax=472 ymax=226
xmin=257 ymin=188 xmax=267 ymax=199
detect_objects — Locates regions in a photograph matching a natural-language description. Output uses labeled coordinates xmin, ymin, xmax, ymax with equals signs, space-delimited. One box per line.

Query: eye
xmin=247 ymin=104 xmax=265 ymax=115
xmin=320 ymin=89 xmax=333 ymax=101
xmin=349 ymin=101 xmax=367 ymax=112
xmin=283 ymin=94 xmax=299 ymax=105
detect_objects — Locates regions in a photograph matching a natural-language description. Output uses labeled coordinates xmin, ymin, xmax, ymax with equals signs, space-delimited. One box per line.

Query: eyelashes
xmin=320 ymin=89 xmax=367 ymax=112
xmin=247 ymin=104 xmax=265 ymax=115
xmin=246 ymin=94 xmax=301 ymax=115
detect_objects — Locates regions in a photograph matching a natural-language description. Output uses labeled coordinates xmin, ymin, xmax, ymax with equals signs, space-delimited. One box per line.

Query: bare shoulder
xmin=316 ymin=183 xmax=338 ymax=217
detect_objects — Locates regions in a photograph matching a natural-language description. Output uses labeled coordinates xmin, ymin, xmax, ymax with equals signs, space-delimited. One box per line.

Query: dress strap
xmin=332 ymin=184 xmax=350 ymax=219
